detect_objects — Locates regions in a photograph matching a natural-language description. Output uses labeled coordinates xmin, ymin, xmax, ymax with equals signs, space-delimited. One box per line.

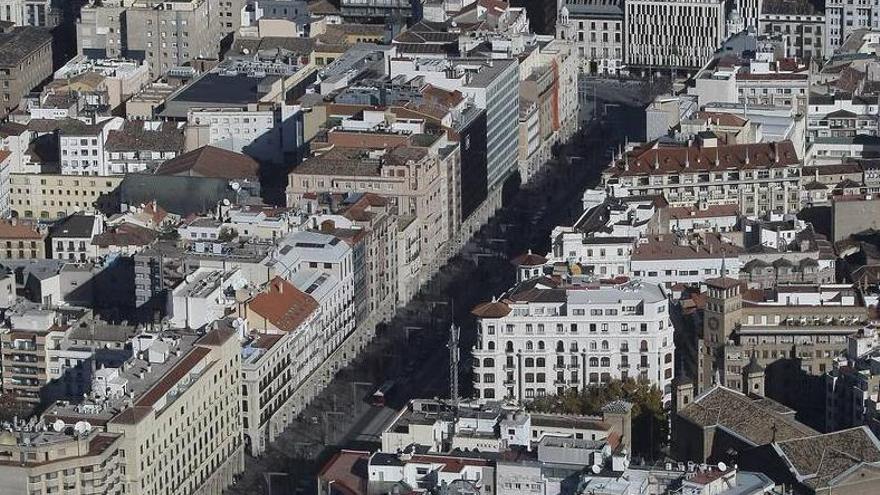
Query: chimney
xmin=274 ymin=280 xmax=284 ymax=293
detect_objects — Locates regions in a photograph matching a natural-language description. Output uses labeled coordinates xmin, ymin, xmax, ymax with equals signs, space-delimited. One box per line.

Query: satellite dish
xmin=230 ymin=181 xmax=241 ymax=192
xmin=591 ymin=464 xmax=601 ymax=474
xmin=717 ymin=461 xmax=727 ymax=472
xmin=52 ymin=419 xmax=65 ymax=432
xmin=73 ymin=421 xmax=92 ymax=436
xmin=222 ymin=198 xmax=231 ymax=206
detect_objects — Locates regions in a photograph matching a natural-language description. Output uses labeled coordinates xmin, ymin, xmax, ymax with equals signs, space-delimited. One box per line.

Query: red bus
xmin=370 ymin=380 xmax=395 ymax=407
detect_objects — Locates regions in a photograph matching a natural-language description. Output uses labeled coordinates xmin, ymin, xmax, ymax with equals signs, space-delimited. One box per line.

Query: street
xmin=226 ymin=123 xmax=622 ymax=494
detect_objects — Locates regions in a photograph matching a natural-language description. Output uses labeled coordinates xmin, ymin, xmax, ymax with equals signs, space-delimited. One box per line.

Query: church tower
xmin=700 ymin=277 xmax=743 ymax=391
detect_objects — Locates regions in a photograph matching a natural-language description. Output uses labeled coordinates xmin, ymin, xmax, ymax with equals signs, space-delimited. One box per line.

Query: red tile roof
xmin=248 ymin=277 xmax=319 ymax=333
xmin=471 ymin=300 xmax=512 ymax=318
xmin=0 ymin=220 xmax=43 ymax=239
xmin=154 ymin=145 xmax=259 ymax=180
xmin=608 ymin=141 xmax=799 ymax=177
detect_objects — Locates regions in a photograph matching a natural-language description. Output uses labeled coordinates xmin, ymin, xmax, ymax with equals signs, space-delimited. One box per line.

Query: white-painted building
xmin=557 ymin=0 xmax=625 ymax=75
xmin=625 ymin=0 xmax=726 ymax=71
xmin=168 ymin=267 xmax=247 ymax=329
xmin=631 ymin=232 xmax=743 ymax=287
xmin=471 ymin=279 xmax=675 ymax=404
xmin=59 ymin=117 xmax=124 ymax=176
xmin=185 ymin=104 xmax=303 ymax=164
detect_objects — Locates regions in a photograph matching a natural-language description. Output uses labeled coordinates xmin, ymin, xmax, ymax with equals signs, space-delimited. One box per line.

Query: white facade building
xmin=625 ymin=0 xmax=726 ymax=71
xmin=59 ymin=117 xmax=124 ymax=176
xmin=471 ymin=280 xmax=675 ymax=404
xmin=169 ymin=267 xmax=247 ymax=329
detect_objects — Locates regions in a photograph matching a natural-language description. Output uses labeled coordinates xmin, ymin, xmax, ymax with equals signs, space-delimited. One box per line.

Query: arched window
xmin=640 ymin=340 xmax=649 ymax=352
xmin=488 ymin=341 xmax=495 ymax=351
xmin=601 ymin=340 xmax=609 ymax=351
xmin=665 ymin=353 xmax=673 ymax=364
xmin=506 ymin=341 xmax=514 ymax=352
xmin=589 ymin=357 xmax=599 ymax=367
xmin=483 ymin=358 xmax=495 ymax=367
xmin=538 ymin=341 xmax=545 ymax=350
xmin=601 ymin=357 xmax=610 ymax=367
xmin=556 ymin=340 xmax=565 ymax=352
xmin=526 ymin=341 xmax=534 ymax=351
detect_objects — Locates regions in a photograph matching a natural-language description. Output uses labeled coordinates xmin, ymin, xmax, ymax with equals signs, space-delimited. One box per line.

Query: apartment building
xmin=824 ymin=327 xmax=880 ymax=436
xmin=624 ymin=0 xmax=726 ymax=70
xmin=759 ymin=0 xmax=825 ymax=61
xmin=105 ymin=120 xmax=185 ymax=174
xmin=238 ymin=278 xmax=320 ymax=456
xmin=59 ymin=118 xmax=125 ymax=176
xmin=269 ymin=230 xmax=358 ymax=373
xmin=169 ymin=267 xmax=247 ymax=329
xmin=824 ymin=0 xmax=877 ymax=55
xmin=601 ymin=138 xmax=802 ymax=217
xmin=185 ymin=104 xmax=303 ymax=164
xmin=0 ymin=429 xmax=124 ymax=495
xmin=77 ymin=0 xmax=222 ymax=77
xmin=690 ymin=54 xmax=810 ymax=115
xmin=0 ymin=24 xmax=52 ymax=118
xmin=48 ymin=215 xmax=104 ymax=262
xmin=471 ymin=278 xmax=675 ymax=404
xmin=287 ymin=136 xmax=459 ymax=282
xmin=631 ymin=232 xmax=744 ymax=287
xmin=0 ymin=0 xmax=55 ymax=27
xmin=9 ymin=173 xmax=121 ymax=220
xmin=389 ymin=58 xmax=519 ymax=196
xmin=0 ymin=219 xmax=45 ymax=259
xmin=557 ymin=0 xmax=625 ymax=75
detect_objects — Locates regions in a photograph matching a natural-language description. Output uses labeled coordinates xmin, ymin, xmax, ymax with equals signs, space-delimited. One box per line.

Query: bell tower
xmin=701 ymin=277 xmax=742 ymax=390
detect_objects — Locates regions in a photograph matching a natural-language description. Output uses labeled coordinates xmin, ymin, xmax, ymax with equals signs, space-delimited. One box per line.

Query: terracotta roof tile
xmin=248 ymin=277 xmax=319 ymax=332
xmin=608 ymin=141 xmax=799 ymax=178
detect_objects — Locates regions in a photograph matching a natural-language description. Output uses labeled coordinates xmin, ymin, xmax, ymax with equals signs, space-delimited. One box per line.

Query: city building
xmin=8 ymin=173 xmax=121 ymax=220
xmin=48 ymin=215 xmax=104 ymax=262
xmin=824 ymin=327 xmax=880 ymax=435
xmin=77 ymin=0 xmax=222 ymax=77
xmin=557 ymin=0 xmax=625 ymax=75
xmin=238 ymin=278 xmax=321 ymax=456
xmin=601 ymin=138 xmax=802 ymax=217
xmin=697 ymin=278 xmax=870 ymax=423
xmin=0 ymin=24 xmax=52 ymax=118
xmin=0 ymin=219 xmax=45 ymax=259
xmin=168 ymin=267 xmax=247 ymax=329
xmin=824 ymin=0 xmax=878 ymax=55
xmin=0 ymin=0 xmax=56 ymax=27
xmin=624 ymin=0 xmax=726 ymax=71
xmin=758 ymin=0 xmax=825 ymax=61
xmin=471 ymin=277 xmax=675 ymax=403
xmin=0 ymin=429 xmax=124 ymax=495
xmin=105 ymin=120 xmax=185 ymax=175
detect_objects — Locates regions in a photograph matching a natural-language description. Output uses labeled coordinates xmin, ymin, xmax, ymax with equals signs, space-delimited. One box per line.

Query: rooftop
xmin=606 ymin=141 xmax=799 ymax=177
xmin=247 ymin=277 xmax=319 ymax=333
xmin=678 ymin=386 xmax=818 ymax=446
xmin=0 ymin=26 xmax=51 ymax=68
xmin=776 ymin=427 xmax=880 ymax=491
xmin=154 ymin=145 xmax=259 ymax=180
